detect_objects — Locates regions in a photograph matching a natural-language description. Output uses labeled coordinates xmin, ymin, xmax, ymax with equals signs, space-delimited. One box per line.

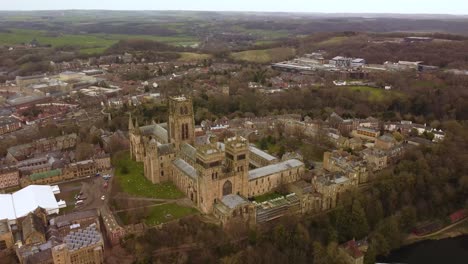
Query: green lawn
xmin=145 ymin=203 xmax=198 ymax=226
xmin=254 ymin=192 xmax=284 ymax=203
xmin=346 ymin=86 xmax=385 ymax=101
xmin=112 ymin=151 xmax=184 ymax=199
xmin=231 ymin=47 xmax=296 ymax=63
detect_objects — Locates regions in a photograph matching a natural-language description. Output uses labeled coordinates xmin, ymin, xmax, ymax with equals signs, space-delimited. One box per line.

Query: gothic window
xmin=180 ymin=107 xmax=184 ymax=115
xmin=182 ymin=124 xmax=185 ymax=140
xmin=183 ymin=123 xmax=189 ymax=139
xmin=222 ymin=180 xmax=233 ymax=196
xmin=184 ymin=106 xmax=189 ymax=115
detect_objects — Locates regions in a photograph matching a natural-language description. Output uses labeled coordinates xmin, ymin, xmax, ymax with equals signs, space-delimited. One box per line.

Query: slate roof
xmin=139 ymin=124 xmax=168 ymax=143
xmin=249 ymin=146 xmax=277 ymax=161
xmin=158 ymin=144 xmax=174 ymax=156
xmin=180 ymin=143 xmax=197 ymax=161
xmin=248 ymin=159 xmax=303 ymax=180
xmin=221 ymin=194 xmax=249 ymax=209
xmin=173 ymin=158 xmax=197 ymax=180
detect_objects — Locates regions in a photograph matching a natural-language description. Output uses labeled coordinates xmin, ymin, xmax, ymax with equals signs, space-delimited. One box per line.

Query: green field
xmin=112 ymin=151 xmax=184 ymax=199
xmin=0 ymin=28 xmax=198 ymax=55
xmin=177 ymin=52 xmax=212 ymax=62
xmin=340 ymin=86 xmax=403 ymax=101
xmin=144 ymin=203 xmax=198 ymax=225
xmin=231 ymin=47 xmax=296 ymax=63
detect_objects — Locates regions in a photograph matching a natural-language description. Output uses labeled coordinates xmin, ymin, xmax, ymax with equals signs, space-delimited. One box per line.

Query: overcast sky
xmin=1 ymin=0 xmax=468 ymax=15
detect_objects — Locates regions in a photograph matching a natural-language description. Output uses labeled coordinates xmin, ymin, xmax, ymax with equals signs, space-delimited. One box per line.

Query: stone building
xmin=51 ymin=224 xmax=104 ymax=264
xmin=129 ymin=96 xmax=306 ymax=219
xmin=19 ymin=156 xmax=111 ymax=187
xmin=213 ymin=194 xmax=256 ymax=226
xmin=21 ymin=212 xmax=47 ymax=246
xmin=16 ymin=210 xmax=103 ymax=264
xmin=0 ymin=167 xmax=20 ymax=190
xmin=351 ymin=127 xmax=380 ymax=141
xmin=100 ymin=206 xmax=125 ymax=246
xmin=313 ymin=173 xmax=354 ymax=210
xmin=323 ymin=150 xmax=369 ymax=184
xmin=248 ymin=145 xmax=278 ymax=168
xmin=0 ymin=219 xmax=14 ymax=251
xmin=248 ymin=159 xmax=304 ymax=197
xmin=374 ymin=134 xmax=397 ymax=150
xmin=6 ymin=134 xmax=77 ymax=162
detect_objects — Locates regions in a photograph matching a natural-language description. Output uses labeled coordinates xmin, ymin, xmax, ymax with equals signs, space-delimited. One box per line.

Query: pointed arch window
xmin=222 ymin=180 xmax=233 ymax=196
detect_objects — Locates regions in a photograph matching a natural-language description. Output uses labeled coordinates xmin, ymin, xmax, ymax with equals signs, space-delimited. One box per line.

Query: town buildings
xmin=0 ymin=116 xmax=22 ymax=135
xmin=14 ymin=209 xmax=105 ymax=264
xmin=6 ymin=133 xmax=77 ymax=163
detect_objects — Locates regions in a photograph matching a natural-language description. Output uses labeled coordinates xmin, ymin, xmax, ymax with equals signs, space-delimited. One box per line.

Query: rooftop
xmin=0 ymin=185 xmax=62 ymax=221
xmin=249 ymin=159 xmax=303 ymax=180
xmin=249 ymin=145 xmax=277 ymax=161
xmin=51 ymin=209 xmax=98 ymax=228
xmin=29 ymin=169 xmax=62 ymax=181
xmin=63 ymin=224 xmax=102 ymax=251
xmin=173 ymin=158 xmax=197 ymax=180
xmin=171 ymin=96 xmax=187 ymax=102
xmin=139 ymin=124 xmax=168 ymax=143
xmin=221 ymin=194 xmax=249 ymax=209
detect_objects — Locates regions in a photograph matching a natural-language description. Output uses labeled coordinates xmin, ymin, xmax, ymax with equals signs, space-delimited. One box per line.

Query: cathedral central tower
xmin=168 ymin=96 xmax=195 ymax=150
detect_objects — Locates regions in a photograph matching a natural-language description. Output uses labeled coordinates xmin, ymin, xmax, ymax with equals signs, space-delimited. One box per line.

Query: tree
xmin=75 ymin=143 xmax=94 ymax=161
xmin=350 ymin=200 xmax=370 ymax=239
xmin=400 ymin=206 xmax=417 ymax=232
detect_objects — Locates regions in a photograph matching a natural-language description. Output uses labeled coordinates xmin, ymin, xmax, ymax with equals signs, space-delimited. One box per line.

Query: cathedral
xmin=129 ymin=96 xmax=305 ymax=217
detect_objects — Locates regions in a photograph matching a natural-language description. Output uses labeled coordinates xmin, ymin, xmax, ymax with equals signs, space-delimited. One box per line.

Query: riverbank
xmin=403 ymin=218 xmax=468 ymax=246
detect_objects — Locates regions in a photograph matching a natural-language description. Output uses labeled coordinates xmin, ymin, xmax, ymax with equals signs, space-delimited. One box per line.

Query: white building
xmin=0 ymin=185 xmax=65 ymax=226
xmin=351 ymin=58 xmax=366 ymax=68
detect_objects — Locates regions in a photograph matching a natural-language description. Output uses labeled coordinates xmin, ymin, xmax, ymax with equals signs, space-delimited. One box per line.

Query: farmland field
xmin=177 ymin=52 xmax=212 ymax=62
xmin=231 ymin=47 xmax=296 ymax=63
xmin=0 ymin=28 xmax=199 ymax=54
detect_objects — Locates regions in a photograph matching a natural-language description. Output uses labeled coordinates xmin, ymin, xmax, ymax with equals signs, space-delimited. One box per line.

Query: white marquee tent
xmin=0 ymin=185 xmax=65 ymax=225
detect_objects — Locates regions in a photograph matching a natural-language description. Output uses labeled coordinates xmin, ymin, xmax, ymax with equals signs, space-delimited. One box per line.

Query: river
xmin=377 ymin=235 xmax=468 ymax=264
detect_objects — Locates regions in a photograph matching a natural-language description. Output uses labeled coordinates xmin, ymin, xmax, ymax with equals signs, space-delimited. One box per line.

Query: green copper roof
xmin=29 ymin=169 xmax=62 ymax=181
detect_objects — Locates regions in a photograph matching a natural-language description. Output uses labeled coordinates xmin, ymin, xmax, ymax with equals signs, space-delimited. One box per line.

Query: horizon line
xmin=0 ymin=9 xmax=467 ymax=16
